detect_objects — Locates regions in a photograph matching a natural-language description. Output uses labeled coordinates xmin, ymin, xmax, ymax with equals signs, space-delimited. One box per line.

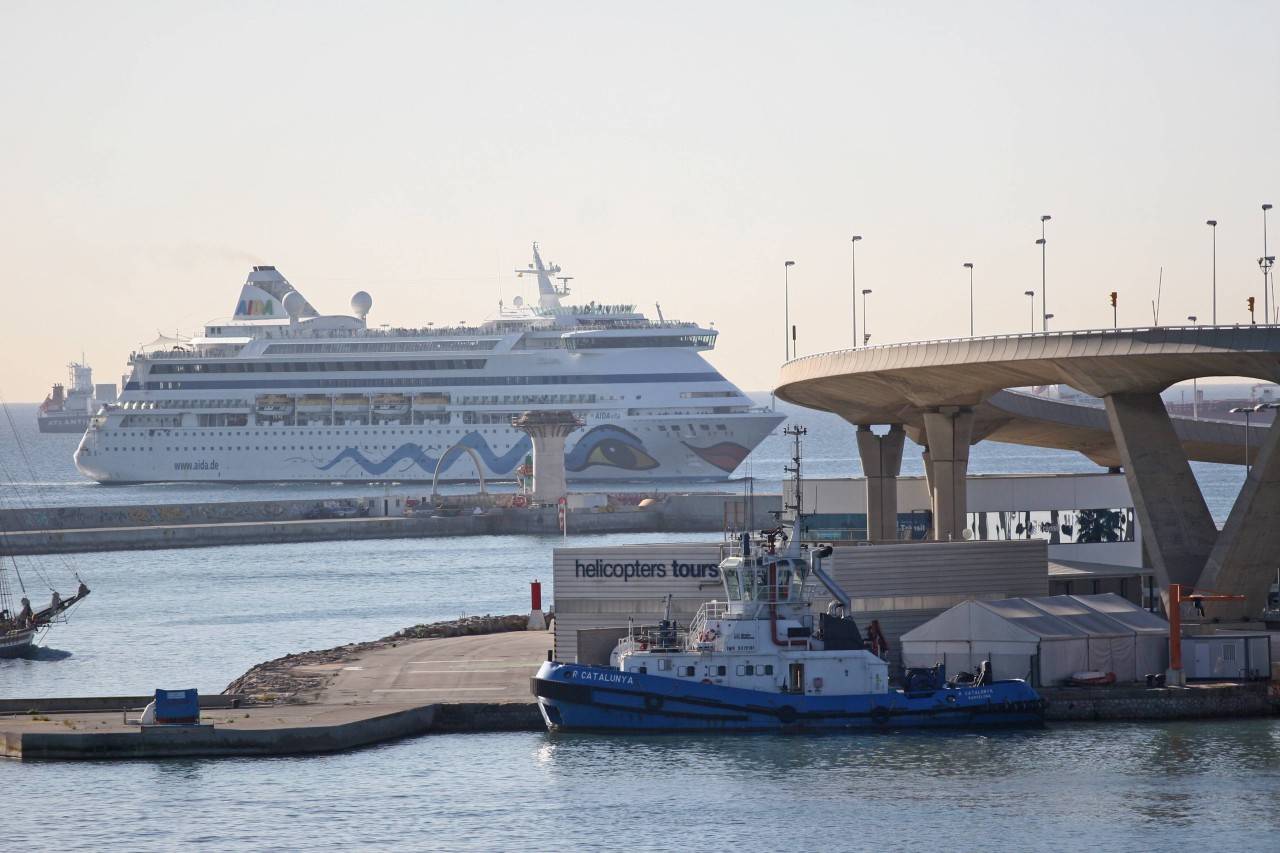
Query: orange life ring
xmin=700 ymin=628 xmax=718 ymax=643
xmin=511 ymin=494 xmax=529 ymax=508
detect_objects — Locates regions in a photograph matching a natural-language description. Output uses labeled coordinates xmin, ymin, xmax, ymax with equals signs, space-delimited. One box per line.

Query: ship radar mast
xmin=515 ymin=242 xmax=568 ymax=310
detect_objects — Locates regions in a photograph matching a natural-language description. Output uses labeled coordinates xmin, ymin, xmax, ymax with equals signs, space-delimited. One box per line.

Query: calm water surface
xmin=10 ymin=723 xmax=1280 ymax=852
xmin=2 ymin=396 xmax=1274 ymax=851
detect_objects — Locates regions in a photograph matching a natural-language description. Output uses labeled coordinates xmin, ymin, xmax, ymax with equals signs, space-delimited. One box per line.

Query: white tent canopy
xmin=900 ymin=593 xmax=1169 ymax=686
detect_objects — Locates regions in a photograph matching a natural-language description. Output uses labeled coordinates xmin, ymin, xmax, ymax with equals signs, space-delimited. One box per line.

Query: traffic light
xmin=1109 ymin=292 xmax=1117 ymax=307
xmin=1248 ymin=296 xmax=1256 ymax=312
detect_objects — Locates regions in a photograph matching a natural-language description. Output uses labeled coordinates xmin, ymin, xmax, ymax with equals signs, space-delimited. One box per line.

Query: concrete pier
xmin=2 ymin=630 xmax=551 ymax=760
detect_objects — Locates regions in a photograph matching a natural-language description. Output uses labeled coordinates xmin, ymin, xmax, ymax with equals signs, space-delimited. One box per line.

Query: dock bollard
xmin=528 ymin=580 xmax=547 ymax=630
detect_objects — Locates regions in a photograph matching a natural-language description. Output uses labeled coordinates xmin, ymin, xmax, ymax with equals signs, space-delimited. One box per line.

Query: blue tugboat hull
xmin=532 ymin=662 xmax=1047 ymax=733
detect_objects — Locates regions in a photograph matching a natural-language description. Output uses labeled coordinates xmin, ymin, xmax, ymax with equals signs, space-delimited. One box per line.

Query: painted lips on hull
xmin=682 ymin=441 xmax=751 ymax=472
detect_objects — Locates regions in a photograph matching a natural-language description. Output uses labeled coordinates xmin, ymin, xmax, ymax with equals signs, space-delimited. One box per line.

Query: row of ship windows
xmin=128 ymin=445 xmax=521 ymax=452
xmin=629 ymin=663 xmax=775 ymax=677
xmin=106 ymin=424 xmax=733 ymax=438
xmin=150 ymin=359 xmax=487 ymax=374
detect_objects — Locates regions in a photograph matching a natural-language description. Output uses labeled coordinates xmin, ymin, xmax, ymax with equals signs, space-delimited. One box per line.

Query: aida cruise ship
xmin=75 ymin=245 xmax=783 ymax=484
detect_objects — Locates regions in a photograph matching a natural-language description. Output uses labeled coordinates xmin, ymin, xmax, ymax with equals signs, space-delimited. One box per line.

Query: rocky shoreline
xmin=222 ymin=614 xmax=531 ymax=705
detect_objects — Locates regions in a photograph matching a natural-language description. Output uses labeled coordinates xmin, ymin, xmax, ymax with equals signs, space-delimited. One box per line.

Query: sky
xmin=3 ymin=1 xmax=1280 ymax=402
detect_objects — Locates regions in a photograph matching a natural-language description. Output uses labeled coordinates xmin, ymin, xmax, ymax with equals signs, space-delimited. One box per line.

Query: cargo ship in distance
xmin=74 ymin=244 xmax=784 ymax=484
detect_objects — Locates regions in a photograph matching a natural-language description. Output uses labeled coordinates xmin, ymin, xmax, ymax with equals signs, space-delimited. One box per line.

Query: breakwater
xmin=0 ymin=493 xmax=781 ymax=555
xmin=223 ymin=614 xmax=533 ymax=704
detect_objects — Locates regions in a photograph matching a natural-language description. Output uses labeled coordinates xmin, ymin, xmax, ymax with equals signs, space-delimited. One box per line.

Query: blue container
xmin=154 ymin=688 xmax=199 ymax=724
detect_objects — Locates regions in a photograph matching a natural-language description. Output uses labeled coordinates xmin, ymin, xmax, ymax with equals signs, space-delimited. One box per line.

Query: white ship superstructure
xmin=75 ymin=245 xmax=783 ymax=484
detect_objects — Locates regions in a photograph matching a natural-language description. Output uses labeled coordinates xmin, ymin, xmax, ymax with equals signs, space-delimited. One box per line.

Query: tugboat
xmin=531 ymin=426 xmax=1048 ymax=732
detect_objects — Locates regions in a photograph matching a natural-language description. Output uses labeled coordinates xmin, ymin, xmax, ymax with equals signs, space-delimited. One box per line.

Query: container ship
xmin=38 ymin=361 xmax=115 ymax=433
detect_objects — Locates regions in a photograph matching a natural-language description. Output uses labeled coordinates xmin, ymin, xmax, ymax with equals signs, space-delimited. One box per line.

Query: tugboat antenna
xmin=782 ymin=425 xmax=807 ymax=543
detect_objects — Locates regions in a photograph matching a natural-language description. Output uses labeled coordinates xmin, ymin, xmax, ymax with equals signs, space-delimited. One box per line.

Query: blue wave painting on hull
xmin=313 ymin=424 xmax=662 ymax=477
xmin=316 ymin=433 xmax=532 ymax=476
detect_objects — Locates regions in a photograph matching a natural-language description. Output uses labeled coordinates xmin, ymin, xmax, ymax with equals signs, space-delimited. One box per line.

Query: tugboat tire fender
xmin=870 ymin=706 xmax=891 ymax=725
xmin=643 ymin=694 xmax=664 ymax=711
xmin=776 ymin=705 xmax=798 ymax=724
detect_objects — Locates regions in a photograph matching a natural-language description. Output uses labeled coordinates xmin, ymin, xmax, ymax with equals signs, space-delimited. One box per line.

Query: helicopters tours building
xmin=551 ymin=471 xmax=1149 ymax=666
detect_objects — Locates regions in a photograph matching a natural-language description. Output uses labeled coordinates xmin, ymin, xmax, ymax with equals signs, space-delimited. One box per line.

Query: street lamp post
xmin=1188 ymin=316 xmax=1198 ymax=418
xmin=851 ymin=236 xmax=862 ymax=348
xmin=784 ymin=260 xmax=795 ymax=361
xmin=1038 ymin=214 xmax=1051 ymax=332
xmin=1044 ymin=313 xmax=1055 ymax=330
xmin=861 ymin=288 xmax=872 ymax=345
xmin=964 ymin=262 xmax=974 ymax=336
xmin=1228 ymin=404 xmax=1275 ymax=474
xmin=1262 ymin=205 xmax=1273 ymax=324
xmin=1024 ymin=291 xmax=1035 ymax=333
xmin=1207 ymin=220 xmax=1217 ymax=325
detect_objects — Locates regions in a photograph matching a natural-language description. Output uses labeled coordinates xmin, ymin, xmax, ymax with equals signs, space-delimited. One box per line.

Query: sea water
xmin=2 ymin=399 xmax=1277 ymax=851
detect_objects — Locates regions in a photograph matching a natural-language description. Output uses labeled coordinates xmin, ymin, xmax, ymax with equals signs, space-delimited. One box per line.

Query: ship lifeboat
xmin=333 ymin=394 xmax=369 ymax=413
xmin=412 ymin=393 xmax=450 ymax=409
xmin=256 ymin=394 xmax=294 ymax=416
xmin=296 ymin=394 xmax=332 ymax=414
xmin=372 ymin=393 xmax=410 ymax=417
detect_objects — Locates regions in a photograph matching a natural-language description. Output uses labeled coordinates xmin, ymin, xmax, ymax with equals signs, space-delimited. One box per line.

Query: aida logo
xmin=237 ymin=299 xmax=275 ymax=316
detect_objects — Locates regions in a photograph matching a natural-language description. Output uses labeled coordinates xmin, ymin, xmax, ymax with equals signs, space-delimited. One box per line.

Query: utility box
xmin=1180 ymin=634 xmax=1272 ymax=681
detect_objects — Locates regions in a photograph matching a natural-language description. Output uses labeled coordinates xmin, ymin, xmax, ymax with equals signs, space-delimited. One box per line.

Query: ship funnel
xmin=234 ymin=266 xmax=318 ymax=320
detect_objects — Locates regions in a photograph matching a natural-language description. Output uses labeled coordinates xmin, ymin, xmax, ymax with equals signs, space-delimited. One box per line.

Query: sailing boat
xmin=1 ymin=392 xmax=91 ymax=657
xmin=0 ymin=575 xmax=90 ymax=658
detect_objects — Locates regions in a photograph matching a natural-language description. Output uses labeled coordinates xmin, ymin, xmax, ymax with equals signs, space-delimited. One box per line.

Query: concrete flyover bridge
xmin=775 ymin=324 xmax=1280 ymax=616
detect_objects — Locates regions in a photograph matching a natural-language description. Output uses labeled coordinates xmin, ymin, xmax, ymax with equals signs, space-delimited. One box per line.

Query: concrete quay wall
xmin=1043 ymin=682 xmax=1280 ymax=721
xmin=5 ymin=703 xmax=545 ymax=760
xmin=2 ymin=493 xmax=781 ymax=555
xmin=6 ymin=705 xmax=442 ymax=760
xmin=0 ymin=694 xmax=246 ymax=715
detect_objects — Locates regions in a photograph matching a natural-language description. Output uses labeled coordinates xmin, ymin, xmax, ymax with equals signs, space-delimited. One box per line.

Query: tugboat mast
xmin=782 ymin=424 xmax=807 ymax=540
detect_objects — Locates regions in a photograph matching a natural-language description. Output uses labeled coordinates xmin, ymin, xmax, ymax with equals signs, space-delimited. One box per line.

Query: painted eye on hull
xmin=583 ymin=440 xmax=659 ymax=471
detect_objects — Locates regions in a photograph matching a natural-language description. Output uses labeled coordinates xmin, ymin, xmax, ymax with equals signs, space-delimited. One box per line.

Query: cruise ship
xmin=74 ymin=245 xmax=784 ymax=484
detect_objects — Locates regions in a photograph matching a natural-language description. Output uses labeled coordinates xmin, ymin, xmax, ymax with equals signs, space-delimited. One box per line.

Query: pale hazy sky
xmin=4 ymin=1 xmax=1279 ymax=402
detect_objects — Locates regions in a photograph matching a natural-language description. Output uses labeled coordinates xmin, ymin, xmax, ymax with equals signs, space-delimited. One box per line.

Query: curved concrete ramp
xmin=775 ymin=326 xmax=1280 ymax=615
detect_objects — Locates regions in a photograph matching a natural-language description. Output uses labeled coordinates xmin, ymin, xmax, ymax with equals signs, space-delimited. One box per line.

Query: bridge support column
xmin=856 ymin=424 xmax=905 ymax=540
xmin=1199 ymin=415 xmax=1280 ymax=617
xmin=922 ymin=407 xmax=973 ymax=542
xmin=1103 ymin=392 xmax=1217 ymax=602
xmin=511 ymin=411 xmax=585 ymax=503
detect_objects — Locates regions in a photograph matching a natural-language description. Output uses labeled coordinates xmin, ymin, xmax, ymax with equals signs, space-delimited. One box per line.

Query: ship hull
xmin=38 ymin=414 xmax=91 ymax=434
xmin=76 ymin=412 xmax=785 ymax=484
xmin=531 ymin=662 xmax=1047 ymax=733
xmin=0 ymin=626 xmax=39 ymax=659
